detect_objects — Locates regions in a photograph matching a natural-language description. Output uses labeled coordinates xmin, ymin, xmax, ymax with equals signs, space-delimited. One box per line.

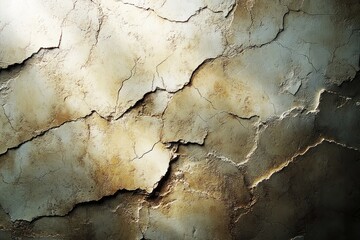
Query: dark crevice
xmin=161 ymin=132 xmax=208 ymax=146
xmin=146 ymin=151 xmax=178 ymax=202
xmin=177 ymin=55 xmax=223 ymax=91
xmin=31 ymin=189 xmax=146 ymax=224
xmin=0 ymin=46 xmax=59 ymax=73
xmin=0 ymin=31 xmax=62 ymax=73
xmin=114 ymin=87 xmax=153 ymax=120
xmin=139 ymin=235 xmax=152 ymax=240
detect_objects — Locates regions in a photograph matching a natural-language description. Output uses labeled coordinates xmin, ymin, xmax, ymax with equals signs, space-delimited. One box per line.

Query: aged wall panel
xmin=0 ymin=0 xmax=359 ymax=239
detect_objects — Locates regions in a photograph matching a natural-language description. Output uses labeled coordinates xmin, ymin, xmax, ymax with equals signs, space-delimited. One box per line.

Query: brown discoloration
xmin=52 ymin=108 xmax=72 ymax=125
xmin=91 ymin=156 xmax=133 ymax=194
xmin=213 ymin=80 xmax=228 ymax=98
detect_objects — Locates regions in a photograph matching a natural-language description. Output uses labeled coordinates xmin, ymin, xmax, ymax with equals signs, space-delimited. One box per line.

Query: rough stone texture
xmin=0 ymin=0 xmax=359 ymax=239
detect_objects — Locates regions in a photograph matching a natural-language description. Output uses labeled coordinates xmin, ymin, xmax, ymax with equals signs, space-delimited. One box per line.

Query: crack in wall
xmin=250 ymin=137 xmax=325 ymax=188
xmin=119 ymin=0 xmax=235 ymax=23
xmin=0 ymin=0 xmax=359 ymax=238
xmin=0 ymin=41 xmax=62 ymax=74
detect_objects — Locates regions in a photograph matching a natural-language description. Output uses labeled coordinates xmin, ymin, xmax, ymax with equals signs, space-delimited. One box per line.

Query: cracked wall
xmin=0 ymin=0 xmax=359 ymax=239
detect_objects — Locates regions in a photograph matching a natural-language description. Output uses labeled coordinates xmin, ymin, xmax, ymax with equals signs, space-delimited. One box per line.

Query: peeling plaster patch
xmin=0 ymin=0 xmax=72 ymax=69
xmin=0 ymin=0 xmax=101 ymax=154
xmin=0 ymin=113 xmax=174 ymax=221
xmin=133 ymin=90 xmax=173 ymax=117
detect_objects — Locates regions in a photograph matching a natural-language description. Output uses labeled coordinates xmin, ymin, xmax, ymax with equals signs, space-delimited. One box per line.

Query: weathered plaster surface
xmin=0 ymin=0 xmax=359 ymax=239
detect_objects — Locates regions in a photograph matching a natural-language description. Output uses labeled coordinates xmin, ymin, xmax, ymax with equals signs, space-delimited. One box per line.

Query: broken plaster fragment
xmin=0 ymin=113 xmax=174 ymax=221
xmin=0 ymin=0 xmax=72 ymax=69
